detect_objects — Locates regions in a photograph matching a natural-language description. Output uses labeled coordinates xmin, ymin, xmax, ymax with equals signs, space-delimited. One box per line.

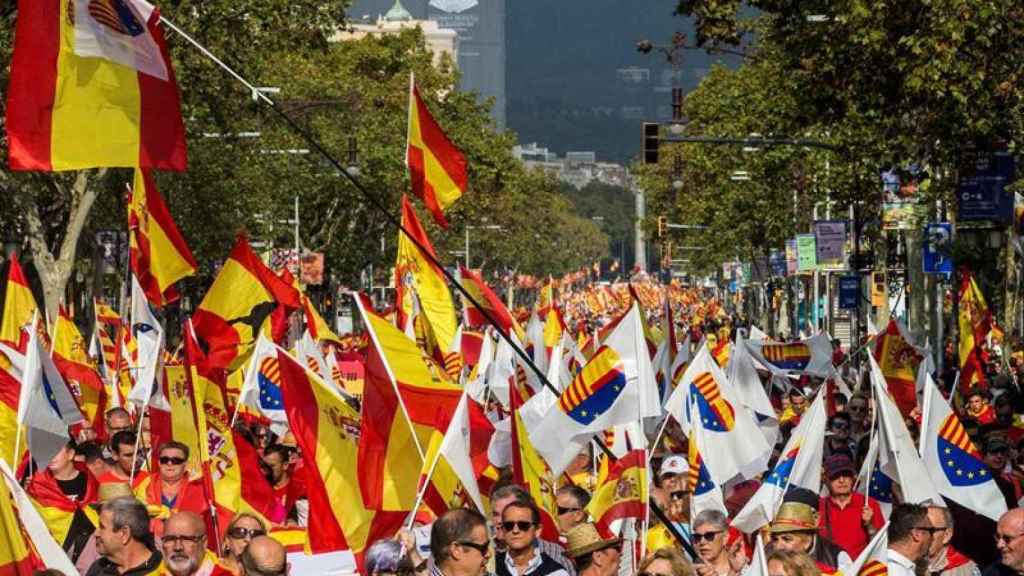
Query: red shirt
xmin=818 ymin=492 xmax=884 ymax=558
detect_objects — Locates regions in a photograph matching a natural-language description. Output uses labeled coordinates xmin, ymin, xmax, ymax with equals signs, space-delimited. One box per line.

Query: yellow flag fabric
xmin=0 ymin=256 xmax=36 ymax=351
xmin=164 ymin=365 xmax=202 ymax=475
xmin=0 ymin=467 xmax=37 ymax=576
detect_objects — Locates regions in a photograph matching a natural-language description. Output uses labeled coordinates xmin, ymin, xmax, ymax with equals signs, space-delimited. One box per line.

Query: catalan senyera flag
xmin=6 ymin=0 xmax=187 ymax=171
xmin=395 ymin=196 xmax=458 ymax=362
xmin=192 ymin=234 xmax=301 ymax=371
xmin=275 ymin=350 xmax=406 ymax=556
xmin=405 ymin=75 xmax=467 ymax=228
xmin=51 ymin=306 xmax=106 ymax=431
xmin=587 ymin=449 xmax=647 ymax=537
xmin=457 ymin=265 xmax=518 ymax=336
xmin=129 ymin=168 xmax=196 ymax=307
xmin=958 ymin=270 xmax=991 ymax=391
xmin=873 ymin=319 xmax=922 ymax=418
xmin=356 ymin=298 xmax=462 ymax=512
xmin=0 ymin=256 xmax=36 ymax=352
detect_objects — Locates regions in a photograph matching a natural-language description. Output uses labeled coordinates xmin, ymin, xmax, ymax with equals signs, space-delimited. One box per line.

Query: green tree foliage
xmin=0 ymin=3 xmax=605 ymax=317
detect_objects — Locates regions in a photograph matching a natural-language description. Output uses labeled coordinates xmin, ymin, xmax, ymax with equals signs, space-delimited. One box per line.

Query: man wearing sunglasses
xmin=886 ymin=503 xmax=936 ymax=576
xmin=431 ymin=508 xmax=491 ymax=576
xmin=555 ymin=486 xmax=590 ymax=536
xmin=496 ymin=500 xmax=569 ymax=576
xmin=133 ymin=442 xmax=207 ymax=537
xmin=490 ymin=485 xmax=575 ymax=575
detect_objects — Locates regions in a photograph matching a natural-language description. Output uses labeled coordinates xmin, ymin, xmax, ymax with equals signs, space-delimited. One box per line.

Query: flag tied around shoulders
xmin=129 ymin=168 xmax=197 ymax=307
xmin=275 ymin=350 xmax=405 ymax=556
xmin=958 ymin=270 xmax=992 ymax=391
xmin=406 ymin=74 xmax=467 ymax=228
xmin=0 ymin=256 xmax=36 ymax=352
xmin=192 ymin=234 xmax=301 ymax=372
xmin=6 ymin=0 xmax=186 ymax=171
xmin=919 ymin=373 xmax=1007 ymax=521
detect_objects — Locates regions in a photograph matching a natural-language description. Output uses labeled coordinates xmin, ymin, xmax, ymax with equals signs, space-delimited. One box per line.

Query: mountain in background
xmin=507 ymin=1 xmax=737 ymax=163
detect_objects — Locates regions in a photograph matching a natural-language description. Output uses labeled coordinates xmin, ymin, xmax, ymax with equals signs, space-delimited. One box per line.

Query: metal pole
xmin=635 ymin=186 xmax=647 ymax=271
xmin=294 ymin=196 xmax=300 ymax=284
xmin=465 ymin=226 xmax=470 ymax=269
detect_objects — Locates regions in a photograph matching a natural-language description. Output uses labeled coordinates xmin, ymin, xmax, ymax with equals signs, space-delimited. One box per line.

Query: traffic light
xmin=642 ymin=122 xmax=660 ymax=165
xmin=657 ymin=216 xmax=667 ymax=238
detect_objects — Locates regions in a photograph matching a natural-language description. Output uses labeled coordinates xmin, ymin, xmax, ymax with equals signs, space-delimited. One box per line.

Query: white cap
xmin=659 ymin=455 xmax=689 ymax=478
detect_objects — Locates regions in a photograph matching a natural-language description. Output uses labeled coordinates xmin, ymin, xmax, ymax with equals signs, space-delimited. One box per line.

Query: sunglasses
xmin=670 ymin=490 xmax=690 ymax=501
xmin=502 ymin=521 xmax=536 ymax=533
xmin=557 ymin=506 xmax=581 ymax=515
xmin=228 ymin=527 xmax=266 ymax=539
xmin=456 ymin=540 xmax=490 ymax=555
xmin=692 ymin=531 xmax=721 ymax=543
xmin=159 ymin=456 xmax=187 ymax=465
xmin=913 ymin=526 xmax=945 ymax=535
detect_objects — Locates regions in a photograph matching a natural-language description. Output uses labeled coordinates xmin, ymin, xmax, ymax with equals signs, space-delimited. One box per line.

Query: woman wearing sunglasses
xmin=220 ymin=513 xmax=268 ymax=574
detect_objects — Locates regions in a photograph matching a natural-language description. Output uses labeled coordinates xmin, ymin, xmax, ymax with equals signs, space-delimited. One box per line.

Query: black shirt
xmin=56 ymin=472 xmax=94 ymax=562
xmin=85 ymin=550 xmax=163 ymax=576
xmin=56 ymin=472 xmax=88 ymax=502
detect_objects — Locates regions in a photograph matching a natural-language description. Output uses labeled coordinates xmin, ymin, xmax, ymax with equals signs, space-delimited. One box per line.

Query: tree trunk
xmin=22 ymin=171 xmax=102 ymax=323
xmin=907 ymin=228 xmax=926 ymax=341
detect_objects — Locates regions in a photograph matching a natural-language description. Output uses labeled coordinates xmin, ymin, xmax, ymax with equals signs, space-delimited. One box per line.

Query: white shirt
xmin=887 ymin=549 xmax=917 ymax=576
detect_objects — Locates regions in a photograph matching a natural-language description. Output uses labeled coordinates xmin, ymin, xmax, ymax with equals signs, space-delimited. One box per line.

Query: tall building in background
xmin=346 ymin=0 xmax=507 ymax=129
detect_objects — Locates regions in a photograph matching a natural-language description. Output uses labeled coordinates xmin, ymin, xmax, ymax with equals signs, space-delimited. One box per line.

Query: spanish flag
xmin=129 ymin=168 xmax=197 ymax=307
xmin=0 ymin=255 xmax=36 ymax=352
xmin=275 ymin=350 xmax=405 ymax=556
xmin=148 ymin=364 xmax=202 ymax=474
xmin=509 ymin=384 xmax=560 ymax=542
xmin=587 ymin=449 xmax=647 ymax=536
xmin=457 ymin=265 xmax=518 ymax=336
xmin=0 ymin=351 xmax=22 ymax=468
xmin=873 ymin=319 xmax=921 ymax=417
xmin=395 ymin=196 xmax=458 ymax=362
xmin=51 ymin=306 xmax=107 ymax=431
xmin=958 ymin=269 xmax=991 ymax=391
xmin=356 ymin=298 xmax=462 ymax=512
xmin=6 ymin=0 xmax=186 ymax=171
xmin=0 ymin=466 xmax=42 ymax=576
xmin=192 ymin=234 xmax=301 ymax=371
xmin=405 ymin=75 xmax=467 ymax=228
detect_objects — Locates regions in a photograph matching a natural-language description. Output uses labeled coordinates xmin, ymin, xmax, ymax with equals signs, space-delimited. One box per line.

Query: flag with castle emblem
xmin=732 ymin=390 xmax=826 ymax=533
xmin=586 ymin=449 xmax=647 ymax=536
xmin=919 ymin=373 xmax=1007 ymax=521
xmin=529 ymin=345 xmax=636 ymax=476
xmin=666 ymin=344 xmax=770 ymax=486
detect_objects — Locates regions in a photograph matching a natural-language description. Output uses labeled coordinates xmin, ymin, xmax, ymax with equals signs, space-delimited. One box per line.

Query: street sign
xmin=923 ymin=222 xmax=953 ymax=275
xmin=785 ymin=240 xmax=798 ymax=275
xmin=797 ymin=234 xmax=817 ymax=271
xmin=814 ymin=220 xmax=847 ymax=263
xmin=838 ymin=275 xmax=860 ymax=310
xmin=770 ymin=249 xmax=787 ymax=277
xmin=958 ymin=150 xmax=1015 ymax=223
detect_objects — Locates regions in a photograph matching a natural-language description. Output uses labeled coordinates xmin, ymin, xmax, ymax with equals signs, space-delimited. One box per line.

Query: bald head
xmin=165 ymin=511 xmax=205 ymax=536
xmin=997 ymin=508 xmax=1024 ymax=570
xmin=241 ymin=536 xmax=287 ymax=576
xmin=163 ymin=512 xmax=207 ymax=576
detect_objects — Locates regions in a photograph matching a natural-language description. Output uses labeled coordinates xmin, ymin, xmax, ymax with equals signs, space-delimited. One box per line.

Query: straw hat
xmin=769 ymin=502 xmax=819 ymax=534
xmin=565 ymin=523 xmax=622 ymax=558
xmin=93 ymin=482 xmax=135 ymax=507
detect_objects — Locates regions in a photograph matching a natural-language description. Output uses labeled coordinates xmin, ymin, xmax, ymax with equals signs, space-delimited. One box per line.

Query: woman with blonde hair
xmin=637 ymin=546 xmax=695 ymax=576
xmin=220 ymin=512 xmax=268 ymax=574
xmin=766 ymin=550 xmax=821 ymax=576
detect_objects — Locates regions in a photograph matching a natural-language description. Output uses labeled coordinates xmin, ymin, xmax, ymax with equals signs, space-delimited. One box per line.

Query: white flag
xmin=0 ymin=459 xmax=81 ymax=575
xmin=18 ymin=319 xmax=82 ymax=467
xmin=72 ymin=0 xmax=169 ymax=81
xmin=127 ymin=275 xmax=163 ymax=406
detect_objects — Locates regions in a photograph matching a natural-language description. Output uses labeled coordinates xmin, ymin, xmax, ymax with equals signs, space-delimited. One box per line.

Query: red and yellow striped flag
xmin=405 ymin=75 xmax=467 ymax=228
xmin=6 ymin=0 xmax=186 ymax=171
xmin=587 ymin=449 xmax=647 ymax=537
xmin=129 ymin=168 xmax=197 ymax=307
xmin=0 ymin=255 xmax=36 ymax=352
xmin=275 ymin=351 xmax=406 ymax=556
xmin=51 ymin=306 xmax=107 ymax=432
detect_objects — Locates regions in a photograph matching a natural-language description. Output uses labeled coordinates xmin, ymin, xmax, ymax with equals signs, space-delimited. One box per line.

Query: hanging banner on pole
xmin=838 ymin=275 xmax=860 ymax=310
xmin=796 ymin=234 xmax=817 ymax=272
xmin=814 ymin=221 xmax=847 ymax=263
xmin=923 ymin=223 xmax=953 ymax=276
xmin=785 ymin=239 xmax=798 ymax=275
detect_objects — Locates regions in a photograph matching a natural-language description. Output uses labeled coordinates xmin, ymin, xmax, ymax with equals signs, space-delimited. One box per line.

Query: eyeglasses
xmin=996 ymin=532 xmax=1024 ymax=545
xmin=160 ymin=456 xmax=187 ymax=465
xmin=557 ymin=506 xmax=581 ymax=515
xmin=501 ymin=520 xmax=536 ymax=533
xmin=692 ymin=531 xmax=722 ymax=543
xmin=670 ymin=490 xmax=691 ymax=501
xmin=164 ymin=534 xmax=205 ymax=546
xmin=912 ymin=526 xmax=944 ymax=535
xmin=830 ymin=422 xmax=849 ymax=430
xmin=228 ymin=527 xmax=266 ymax=540
xmin=456 ymin=540 xmax=490 ymax=555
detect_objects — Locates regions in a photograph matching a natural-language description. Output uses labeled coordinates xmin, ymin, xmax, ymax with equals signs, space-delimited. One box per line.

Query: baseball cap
xmin=659 ymin=455 xmax=689 ymax=478
xmin=824 ymin=453 xmax=856 ymax=479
